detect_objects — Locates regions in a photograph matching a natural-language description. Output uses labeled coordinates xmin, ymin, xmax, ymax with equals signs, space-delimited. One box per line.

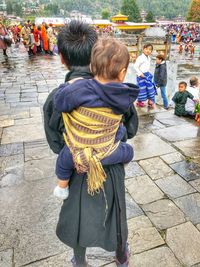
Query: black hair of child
xmin=57 ymin=20 xmax=98 ymax=68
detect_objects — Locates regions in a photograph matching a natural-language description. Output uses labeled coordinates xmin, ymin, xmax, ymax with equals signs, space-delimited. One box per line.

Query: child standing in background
xmin=154 ymin=54 xmax=169 ymax=109
xmin=134 ymin=43 xmax=157 ymax=108
xmin=172 ymin=81 xmax=194 ymax=117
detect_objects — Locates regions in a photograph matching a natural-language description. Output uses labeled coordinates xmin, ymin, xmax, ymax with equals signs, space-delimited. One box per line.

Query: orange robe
xmin=41 ymin=25 xmax=48 ymax=51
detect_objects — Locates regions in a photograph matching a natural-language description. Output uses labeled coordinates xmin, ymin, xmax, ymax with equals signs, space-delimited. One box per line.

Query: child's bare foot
xmin=53 ymin=185 xmax=69 ymax=200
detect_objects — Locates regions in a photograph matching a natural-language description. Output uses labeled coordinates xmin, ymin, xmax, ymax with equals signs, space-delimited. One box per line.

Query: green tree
xmin=145 ymin=11 xmax=155 ymax=22
xmin=121 ymin=0 xmax=142 ymax=22
xmin=101 ymin=8 xmax=110 ymax=19
xmin=6 ymin=0 xmax=13 ymax=14
xmin=187 ymin=0 xmax=200 ymax=22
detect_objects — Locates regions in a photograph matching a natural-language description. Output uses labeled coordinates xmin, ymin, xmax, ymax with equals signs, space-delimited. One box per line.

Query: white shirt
xmin=185 ymin=86 xmax=199 ymax=113
xmin=134 ymin=53 xmax=151 ymax=76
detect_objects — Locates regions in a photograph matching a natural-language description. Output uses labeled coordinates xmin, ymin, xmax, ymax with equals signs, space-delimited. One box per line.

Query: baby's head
xmin=189 ymin=76 xmax=199 ymax=88
xmin=143 ymin=43 xmax=153 ymax=56
xmin=90 ymin=38 xmax=130 ymax=83
xmin=178 ymin=81 xmax=187 ymax=92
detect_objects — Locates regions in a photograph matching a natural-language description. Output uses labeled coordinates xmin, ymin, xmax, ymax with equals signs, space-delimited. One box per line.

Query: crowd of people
xmin=0 ymin=20 xmax=57 ymax=57
xmin=166 ymin=23 xmax=200 ymax=43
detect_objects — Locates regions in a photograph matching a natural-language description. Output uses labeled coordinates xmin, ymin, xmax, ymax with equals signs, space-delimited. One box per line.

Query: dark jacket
xmin=172 ymin=90 xmax=194 ymax=116
xmin=154 ymin=61 xmax=167 ymax=87
xmin=54 ymin=79 xmax=139 ymax=115
xmin=43 ymin=68 xmax=139 ymax=154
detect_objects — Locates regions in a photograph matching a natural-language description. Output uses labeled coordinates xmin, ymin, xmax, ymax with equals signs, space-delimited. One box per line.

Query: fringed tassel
xmin=87 ymin=154 xmax=107 ymax=195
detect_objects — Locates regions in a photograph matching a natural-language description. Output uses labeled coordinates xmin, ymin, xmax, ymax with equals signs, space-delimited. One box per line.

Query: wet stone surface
xmin=142 ymin=199 xmax=186 ymax=230
xmin=173 ymin=138 xmax=200 ymax=159
xmin=174 ymin=193 xmax=200 ymax=224
xmin=170 ymin=161 xmax=200 ymax=181
xmin=125 ymin=161 xmax=145 ymax=179
xmin=155 ymin=174 xmax=196 ymax=198
xmin=166 ymin=222 xmax=200 ymax=266
xmin=139 ymin=157 xmax=174 ymax=180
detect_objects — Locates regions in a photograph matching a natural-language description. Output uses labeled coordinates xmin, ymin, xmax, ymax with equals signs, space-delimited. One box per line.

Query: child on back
xmin=172 ymin=81 xmax=195 ymax=117
xmin=154 ymin=54 xmax=169 ymax=109
xmin=134 ymin=43 xmax=157 ymax=108
xmin=53 ymin=38 xmax=139 ymax=200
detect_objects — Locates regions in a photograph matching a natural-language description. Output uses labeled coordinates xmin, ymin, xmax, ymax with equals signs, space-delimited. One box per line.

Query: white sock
xmin=53 ymin=185 xmax=69 ymax=200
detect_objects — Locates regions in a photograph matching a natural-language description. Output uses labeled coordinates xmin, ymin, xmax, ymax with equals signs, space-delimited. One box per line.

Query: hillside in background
xmin=57 ymin=0 xmax=191 ymax=19
xmin=136 ymin=0 xmax=191 ymax=19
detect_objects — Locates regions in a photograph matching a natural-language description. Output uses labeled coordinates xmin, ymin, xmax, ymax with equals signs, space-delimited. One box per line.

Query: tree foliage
xmin=145 ymin=11 xmax=155 ymax=22
xmin=4 ymin=0 xmax=192 ymax=20
xmin=101 ymin=8 xmax=110 ymax=19
xmin=136 ymin=0 xmax=190 ymax=19
xmin=187 ymin=0 xmax=200 ymax=22
xmin=121 ymin=0 xmax=141 ymax=22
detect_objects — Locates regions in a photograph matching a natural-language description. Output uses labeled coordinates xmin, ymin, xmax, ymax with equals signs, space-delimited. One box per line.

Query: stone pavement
xmin=1 ymin=46 xmax=200 ymax=267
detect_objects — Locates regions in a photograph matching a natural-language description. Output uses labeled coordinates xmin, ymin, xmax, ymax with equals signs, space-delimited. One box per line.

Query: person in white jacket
xmin=134 ymin=43 xmax=156 ymax=108
xmin=185 ymin=76 xmax=199 ymax=116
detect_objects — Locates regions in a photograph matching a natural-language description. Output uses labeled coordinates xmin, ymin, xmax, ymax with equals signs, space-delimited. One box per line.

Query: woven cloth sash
xmin=62 ymin=106 xmax=122 ymax=195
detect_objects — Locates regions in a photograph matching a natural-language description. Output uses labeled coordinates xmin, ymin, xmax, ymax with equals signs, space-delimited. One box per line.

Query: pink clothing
xmin=0 ymin=27 xmax=7 ymax=50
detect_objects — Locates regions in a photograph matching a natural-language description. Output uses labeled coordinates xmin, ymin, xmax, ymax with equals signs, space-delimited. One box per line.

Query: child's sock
xmin=53 ymin=185 xmax=69 ymax=200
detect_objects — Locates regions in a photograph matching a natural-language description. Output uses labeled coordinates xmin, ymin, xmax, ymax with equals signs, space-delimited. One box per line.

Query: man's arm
xmin=43 ymin=88 xmax=65 ymax=154
xmin=122 ymin=104 xmax=138 ymax=141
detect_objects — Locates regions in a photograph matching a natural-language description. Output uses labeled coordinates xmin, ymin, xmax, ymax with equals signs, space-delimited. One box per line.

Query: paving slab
xmin=154 ymin=124 xmax=199 ymax=142
xmin=0 ymin=143 xmax=23 ymax=157
xmin=24 ymin=139 xmax=54 ymax=161
xmin=166 ymin=222 xmax=200 ymax=266
xmin=0 ymin=119 xmax=14 ymax=128
xmin=131 ymin=133 xmax=175 ymax=161
xmin=154 ymin=110 xmax=189 ymax=126
xmin=128 ymin=215 xmax=165 ymax=254
xmin=170 ymin=161 xmax=200 ymax=181
xmin=160 ymin=152 xmax=185 ymax=165
xmin=139 ymin=157 xmax=174 ymax=180
xmin=173 ymin=138 xmax=200 ymax=159
xmin=174 ymin=193 xmax=200 ymax=224
xmin=14 ymin=220 xmax=66 ymax=267
xmin=0 ymin=178 xmax=58 ymax=232
xmin=190 ymin=180 xmax=200 ymax=193
xmin=0 ymin=154 xmax=24 ymax=188
xmin=135 ymin=105 xmax=166 ymax=116
xmin=129 ymin=246 xmax=182 ymax=267
xmin=125 ymin=161 xmax=145 ymax=179
xmin=24 ymin=157 xmax=56 ymax=181
xmin=137 ymin=115 xmax=165 ymax=134
xmin=142 ymin=199 xmax=186 ymax=230
xmin=126 ymin=175 xmax=164 ymax=205
xmin=0 ymin=249 xmax=13 ymax=267
xmin=126 ymin=193 xmax=144 ymax=219
xmin=1 ymin=124 xmax=45 ymax=144
xmin=155 ymin=174 xmax=196 ymax=198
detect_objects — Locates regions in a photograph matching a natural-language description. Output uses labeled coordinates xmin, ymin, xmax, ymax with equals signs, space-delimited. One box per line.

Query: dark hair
xmin=57 ymin=20 xmax=98 ymax=68
xmin=156 ymin=54 xmax=165 ymax=61
xmin=143 ymin=43 xmax=153 ymax=50
xmin=37 ymin=25 xmax=41 ymax=31
xmin=190 ymin=76 xmax=199 ymax=87
xmin=179 ymin=81 xmax=187 ymax=88
xmin=91 ymin=37 xmax=130 ymax=80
